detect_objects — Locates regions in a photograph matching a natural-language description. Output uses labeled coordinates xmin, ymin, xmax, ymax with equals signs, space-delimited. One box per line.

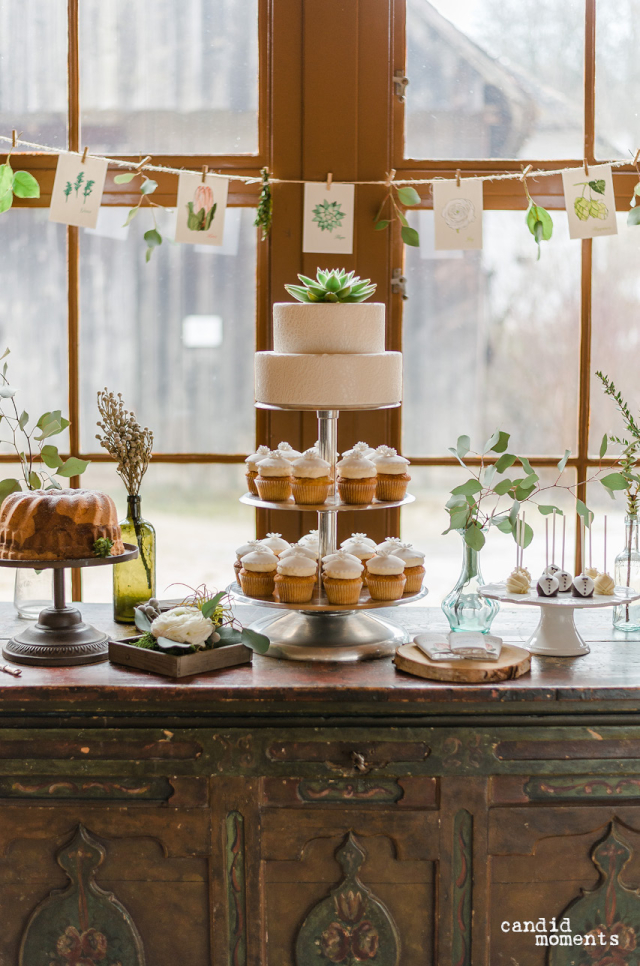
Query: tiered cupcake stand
xmin=228 ymin=407 xmax=427 ymax=662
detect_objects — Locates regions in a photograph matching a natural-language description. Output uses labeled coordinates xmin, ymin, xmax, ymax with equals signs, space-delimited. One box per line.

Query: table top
xmin=0 ymin=602 xmax=639 ymax=723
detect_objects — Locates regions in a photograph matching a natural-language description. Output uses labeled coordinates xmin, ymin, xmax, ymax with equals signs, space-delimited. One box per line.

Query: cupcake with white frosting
xmin=274 ymin=550 xmax=317 ymax=603
xmin=342 ymin=441 xmax=376 ymax=459
xmin=341 ymin=532 xmax=377 ymax=551
xmin=260 ymin=532 xmax=291 ymax=556
xmin=366 ymin=549 xmax=406 ymax=600
xmin=279 ymin=542 xmax=319 ymax=562
xmin=291 ymin=449 xmax=332 ymax=505
xmin=245 ymin=445 xmax=270 ymax=495
xmin=338 ymin=534 xmax=377 ymax=582
xmin=322 ymin=549 xmax=364 ymax=605
xmin=376 ymin=536 xmax=403 ymax=553
xmin=299 ymin=530 xmax=319 ymax=552
xmin=239 ymin=546 xmax=278 ymax=598
xmin=336 ymin=453 xmax=377 ymax=505
xmin=277 ymin=441 xmax=302 ymax=461
xmin=372 ymin=446 xmax=411 ymax=501
xmin=392 ymin=543 xmax=425 ymax=593
xmin=234 ymin=538 xmax=263 ymax=581
xmin=255 ymin=451 xmax=293 ymax=502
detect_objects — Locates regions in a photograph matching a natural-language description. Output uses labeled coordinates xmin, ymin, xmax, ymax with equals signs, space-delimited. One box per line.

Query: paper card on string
xmin=49 ymin=153 xmax=108 ymax=229
xmin=174 ymin=171 xmax=228 ymax=246
xmin=432 ymin=177 xmax=483 ymax=250
xmin=562 ymin=164 xmax=618 ymax=239
xmin=302 ymin=182 xmax=354 ymax=254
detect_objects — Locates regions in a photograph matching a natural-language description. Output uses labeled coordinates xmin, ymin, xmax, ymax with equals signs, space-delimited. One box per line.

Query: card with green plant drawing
xmin=561 ymin=163 xmax=618 ymax=240
xmin=303 ymin=182 xmax=354 ymax=254
xmin=174 ymin=171 xmax=228 ymax=246
xmin=48 ymin=152 xmax=108 ymax=229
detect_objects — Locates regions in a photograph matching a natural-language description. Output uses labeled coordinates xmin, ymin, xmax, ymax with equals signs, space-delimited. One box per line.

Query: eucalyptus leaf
xmin=217 ymin=626 xmax=242 ymax=643
xmin=201 ymin=592 xmax=226 ymax=619
xmin=113 ymin=172 xmax=137 ymax=184
xmin=400 ymin=225 xmax=420 ymax=247
xmin=538 ymin=505 xmax=563 ymax=515
xmin=134 ymin=608 xmax=152 ymax=633
xmin=456 ymin=434 xmax=471 ymax=458
xmin=0 ymin=164 xmax=12 ymax=197
xmin=515 ymin=483 xmax=537 ymax=501
xmin=557 ymin=449 xmax=571 ymax=473
xmin=509 ymin=500 xmax=521 ymax=526
xmin=140 ymin=178 xmax=158 ymax=195
xmin=496 ymin=518 xmax=514 ymax=534
xmin=599 ymin=433 xmax=608 ymax=458
xmin=519 ymin=456 xmax=534 ymax=476
xmin=34 ymin=420 xmax=62 ymax=441
xmin=447 ymin=446 xmax=467 ymax=468
xmin=12 ymin=170 xmax=40 ymax=199
xmin=28 ymin=471 xmax=40 ymax=489
xmin=492 ymin=478 xmax=513 ymax=496
xmin=445 ymin=494 xmax=468 ymax=509
xmin=464 ymin=524 xmax=485 ymax=551
xmin=447 ymin=507 xmax=471 ymax=531
xmin=155 ymin=636 xmax=192 ymax=652
xmin=123 ymin=207 xmax=139 ymax=227
xmin=451 ymin=478 xmax=481 ymax=496
xmin=396 ymin=186 xmax=421 ymax=206
xmin=0 ymin=478 xmax=21 ymax=503
xmin=240 ymin=627 xmax=270 ymax=654
xmin=18 ymin=410 xmax=28 ymax=430
xmin=495 ymin=452 xmax=516 ymax=474
xmin=628 ymin=207 xmax=640 ymax=227
xmin=482 ymin=464 xmax=497 ymax=487
xmin=41 ymin=444 xmax=63 ymax=469
xmin=490 ymin=431 xmax=510 ymax=454
xmin=576 ymin=499 xmax=594 ymax=526
xmin=483 ymin=430 xmax=500 ymax=453
xmin=0 ymin=191 xmax=12 ymax=215
xmin=56 ymin=456 xmax=90 ymax=478
xmin=514 ymin=521 xmax=533 ymax=548
xmin=397 ymin=210 xmax=408 ymax=227
xmin=144 ymin=228 xmax=162 ymax=247
xmin=374 ymin=220 xmax=390 ymax=231
xmin=600 ymin=471 xmax=629 ymax=491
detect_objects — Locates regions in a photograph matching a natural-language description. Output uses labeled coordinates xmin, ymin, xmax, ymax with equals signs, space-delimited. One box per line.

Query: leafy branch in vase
xmin=595 ymin=371 xmax=640 ymax=515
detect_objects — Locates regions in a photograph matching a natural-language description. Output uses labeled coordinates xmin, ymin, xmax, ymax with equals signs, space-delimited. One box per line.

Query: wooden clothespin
xmin=520 ymin=163 xmax=532 ymax=180
xmin=326 ymin=172 xmax=333 ymax=191
xmin=81 ymin=146 xmax=88 ymax=164
xmin=11 ymin=129 xmax=17 ymax=149
xmin=202 ymin=165 xmax=208 ymax=182
xmin=455 ymin=169 xmax=461 ymax=187
xmin=135 ymin=155 xmax=152 ymax=171
xmin=633 ymin=149 xmax=640 ymax=168
xmin=386 ymin=169 xmax=396 ymax=187
xmin=584 ymin=157 xmax=590 ymax=176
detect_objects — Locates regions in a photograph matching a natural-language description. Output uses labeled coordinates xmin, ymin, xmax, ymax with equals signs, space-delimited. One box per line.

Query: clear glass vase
xmin=613 ymin=515 xmax=640 ymax=632
xmin=13 ymin=568 xmax=53 ymax=620
xmin=442 ymin=532 xmax=499 ymax=633
xmin=113 ymin=495 xmax=156 ymax=624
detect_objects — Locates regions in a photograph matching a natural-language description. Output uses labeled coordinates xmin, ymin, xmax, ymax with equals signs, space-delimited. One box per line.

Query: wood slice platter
xmin=393 ymin=642 xmax=531 ymax=683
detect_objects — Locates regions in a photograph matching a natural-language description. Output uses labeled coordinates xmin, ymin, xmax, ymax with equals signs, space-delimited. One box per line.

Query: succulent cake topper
xmin=285 ymin=268 xmax=376 ymax=304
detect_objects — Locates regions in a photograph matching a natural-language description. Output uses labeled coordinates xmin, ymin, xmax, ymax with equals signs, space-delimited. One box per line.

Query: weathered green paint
xmin=295 ymin=832 xmax=400 ymax=966
xmin=0 ymin=776 xmax=172 ymax=800
xmin=525 ymin=775 xmax=640 ymax=800
xmin=225 ymin=811 xmax=247 ymax=966
xmin=297 ymin=779 xmax=402 ymax=803
xmin=19 ymin=824 xmax=145 ymax=966
xmin=452 ymin=810 xmax=473 ymax=966
xmin=551 ymin=823 xmax=640 ymax=965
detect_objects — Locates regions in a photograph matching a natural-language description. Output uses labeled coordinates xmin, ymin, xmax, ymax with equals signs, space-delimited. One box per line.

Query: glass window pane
xmin=405 ymin=0 xmax=584 ymax=159
xmin=79 ymin=0 xmax=259 ymax=155
xmin=402 ymin=210 xmax=580 ymax=456
xmin=79 ymin=207 xmax=257 ymax=454
xmin=80 ymin=462 xmax=250 ymax=602
xmin=0 ymin=0 xmax=67 ymax=146
xmin=595 ymin=0 xmax=640 ymax=159
xmin=0 ymin=211 xmax=69 ymax=451
xmin=402 ymin=466 xmax=578 ymax=606
xmin=590 ymin=214 xmax=640 ymax=455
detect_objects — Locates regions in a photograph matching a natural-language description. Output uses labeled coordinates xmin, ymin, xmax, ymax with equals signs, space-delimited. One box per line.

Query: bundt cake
xmin=0 ymin=489 xmax=124 ymax=560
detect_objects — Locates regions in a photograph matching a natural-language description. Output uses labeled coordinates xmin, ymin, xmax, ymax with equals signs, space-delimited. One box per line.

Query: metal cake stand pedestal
xmin=0 ymin=544 xmax=138 ymax=667
xmin=480 ymin=582 xmax=640 ymax=658
xmin=231 ymin=406 xmax=428 ymax=663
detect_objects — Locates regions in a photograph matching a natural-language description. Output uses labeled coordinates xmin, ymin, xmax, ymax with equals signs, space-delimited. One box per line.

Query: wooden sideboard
xmin=1 ymin=602 xmax=640 ymax=966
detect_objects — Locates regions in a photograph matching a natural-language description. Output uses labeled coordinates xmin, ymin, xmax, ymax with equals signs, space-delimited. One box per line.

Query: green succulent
xmin=285 ymin=268 xmax=376 ymax=304
xmin=93 ymin=537 xmax=114 ymax=558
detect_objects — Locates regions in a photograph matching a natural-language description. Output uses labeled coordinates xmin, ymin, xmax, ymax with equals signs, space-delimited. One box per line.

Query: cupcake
xmin=238 ymin=547 xmax=278 ymax=598
xmin=234 ymin=538 xmax=262 ymax=581
xmin=376 ymin=536 xmax=403 ymax=553
xmin=336 ymin=453 xmax=377 ymax=505
xmin=279 ymin=542 xmax=318 ymax=562
xmin=322 ymin=550 xmax=364 ymax=605
xmin=244 ymin=445 xmax=270 ymax=495
xmin=299 ymin=530 xmax=319 ymax=552
xmin=342 ymin=441 xmax=376 ymax=459
xmin=274 ymin=551 xmax=317 ymax=603
xmin=260 ymin=532 xmax=291 ymax=556
xmin=255 ymin=451 xmax=293 ymax=502
xmin=337 ymin=535 xmax=377 ymax=581
xmin=277 ymin=441 xmax=302 ymax=461
xmin=341 ymin=532 xmax=377 ymax=551
xmin=392 ymin=543 xmax=426 ymax=593
xmin=372 ymin=446 xmax=411 ymax=501
xmin=291 ymin=449 xmax=332 ymax=505
xmin=366 ymin=549 xmax=406 ymax=600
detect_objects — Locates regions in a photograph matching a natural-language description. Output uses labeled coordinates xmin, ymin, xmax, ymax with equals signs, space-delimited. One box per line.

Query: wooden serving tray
xmin=393 ymin=642 xmax=531 ymax=683
xmin=109 ymin=637 xmax=252 ymax=678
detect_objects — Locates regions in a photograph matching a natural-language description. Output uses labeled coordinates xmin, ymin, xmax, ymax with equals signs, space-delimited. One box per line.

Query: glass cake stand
xmin=229 ymin=407 xmax=428 ymax=662
xmin=0 ymin=544 xmax=138 ymax=667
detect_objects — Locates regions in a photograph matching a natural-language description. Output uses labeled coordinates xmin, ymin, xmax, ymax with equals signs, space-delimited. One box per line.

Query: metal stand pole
xmin=53 ymin=568 xmax=66 ymax=611
xmin=317 ymin=410 xmax=338 ymax=562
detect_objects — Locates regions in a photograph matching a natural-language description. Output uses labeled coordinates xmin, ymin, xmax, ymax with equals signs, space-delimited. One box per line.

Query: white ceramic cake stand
xmin=480 ymin=582 xmax=640 ymax=657
xmin=229 ymin=406 xmax=428 ymax=662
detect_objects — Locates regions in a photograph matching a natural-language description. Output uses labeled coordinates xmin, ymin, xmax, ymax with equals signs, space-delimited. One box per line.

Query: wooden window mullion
xmin=68 ymin=0 xmax=82 ymax=600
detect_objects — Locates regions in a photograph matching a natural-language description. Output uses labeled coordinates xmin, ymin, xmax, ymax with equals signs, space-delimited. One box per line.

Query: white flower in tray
xmin=150 ymin=606 xmax=216 ymax=649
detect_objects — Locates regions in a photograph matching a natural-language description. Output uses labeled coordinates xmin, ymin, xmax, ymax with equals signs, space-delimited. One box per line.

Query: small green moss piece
xmin=130 ymin=632 xmax=157 ymax=649
xmin=93 ymin=537 xmax=114 ymax=558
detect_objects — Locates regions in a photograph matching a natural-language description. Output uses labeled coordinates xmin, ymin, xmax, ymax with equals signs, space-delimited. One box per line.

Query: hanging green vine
xmin=254 ymin=167 xmax=272 ymax=240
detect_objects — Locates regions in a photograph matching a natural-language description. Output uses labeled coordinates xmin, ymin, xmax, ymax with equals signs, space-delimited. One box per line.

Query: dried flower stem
xmin=96 ymin=390 xmax=153 ymax=496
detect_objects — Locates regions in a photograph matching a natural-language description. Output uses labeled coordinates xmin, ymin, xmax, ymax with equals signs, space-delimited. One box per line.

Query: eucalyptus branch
xmin=596 ymin=371 xmax=640 ymax=514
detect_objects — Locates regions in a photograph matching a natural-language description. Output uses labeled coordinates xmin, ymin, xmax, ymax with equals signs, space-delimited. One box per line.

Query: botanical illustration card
xmin=302 ymin=182 xmax=354 ymax=254
xmin=432 ymin=177 xmax=483 ymax=250
xmin=562 ymin=163 xmax=618 ymax=239
xmin=174 ymin=172 xmax=228 ymax=246
xmin=48 ymin=153 xmax=108 ymax=229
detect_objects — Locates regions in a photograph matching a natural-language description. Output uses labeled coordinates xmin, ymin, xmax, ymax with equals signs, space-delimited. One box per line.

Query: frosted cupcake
xmin=392 ymin=543 xmax=425 ymax=593
xmin=366 ymin=549 xmax=406 ymax=601
xmin=341 ymin=532 xmax=377 ymax=551
xmin=245 ymin=445 xmax=270 ymax=495
xmin=291 ymin=449 xmax=332 ymax=505
xmin=338 ymin=535 xmax=377 ymax=581
xmin=376 ymin=536 xmax=403 ymax=553
xmin=322 ymin=549 xmax=364 ymax=605
xmin=277 ymin=441 xmax=302 ymax=461
xmin=260 ymin=532 xmax=291 ymax=556
xmin=342 ymin=441 xmax=376 ymax=459
xmin=372 ymin=446 xmax=411 ymax=501
xmin=299 ymin=530 xmax=319 ymax=552
xmin=274 ymin=550 xmax=317 ymax=603
xmin=279 ymin=542 xmax=319 ymax=562
xmin=255 ymin=451 xmax=293 ymax=502
xmin=239 ymin=546 xmax=278 ymax=598
xmin=336 ymin=453 xmax=377 ymax=505
xmin=234 ymin=538 xmax=262 ymax=581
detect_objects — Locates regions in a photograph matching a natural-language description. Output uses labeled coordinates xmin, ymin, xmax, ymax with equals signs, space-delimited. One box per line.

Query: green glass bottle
xmin=113 ymin=495 xmax=156 ymax=623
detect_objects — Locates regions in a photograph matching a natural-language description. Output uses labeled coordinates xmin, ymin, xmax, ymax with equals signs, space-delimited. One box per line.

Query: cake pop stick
xmin=521 ymin=511 xmax=526 ymax=570
xmin=562 ymin=515 xmax=566 ymax=571
xmin=589 ymin=520 xmax=593 ymax=571
xmin=604 ymin=515 xmax=607 ymax=574
xmin=545 ymin=517 xmax=549 ymax=571
xmin=552 ymin=509 xmax=556 ymax=566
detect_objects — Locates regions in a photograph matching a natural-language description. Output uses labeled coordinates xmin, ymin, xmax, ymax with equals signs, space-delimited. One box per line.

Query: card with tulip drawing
xmin=174 ymin=172 xmax=228 ymax=246
xmin=562 ymin=163 xmax=618 ymax=239
xmin=432 ymin=177 xmax=483 ymax=250
xmin=302 ymin=182 xmax=354 ymax=254
xmin=48 ymin=152 xmax=108 ymax=229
